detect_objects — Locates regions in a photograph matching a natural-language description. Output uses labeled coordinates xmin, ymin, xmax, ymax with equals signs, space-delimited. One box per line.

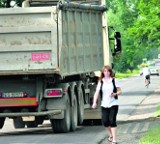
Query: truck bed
xmin=0 ymin=3 xmax=105 ymax=76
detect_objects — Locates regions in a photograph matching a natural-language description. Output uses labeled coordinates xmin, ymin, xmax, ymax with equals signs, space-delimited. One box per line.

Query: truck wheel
xmin=70 ymin=91 xmax=78 ymax=131
xmin=77 ymin=87 xmax=84 ymax=125
xmin=0 ymin=118 xmax=5 ymax=129
xmin=26 ymin=121 xmax=38 ymax=128
xmin=50 ymin=93 xmax=71 ymax=133
xmin=13 ymin=117 xmax=25 ymax=129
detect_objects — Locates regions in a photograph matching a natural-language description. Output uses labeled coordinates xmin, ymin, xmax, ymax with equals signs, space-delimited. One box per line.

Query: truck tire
xmin=26 ymin=121 xmax=38 ymax=128
xmin=77 ymin=87 xmax=84 ymax=125
xmin=13 ymin=117 xmax=25 ymax=129
xmin=50 ymin=93 xmax=71 ymax=133
xmin=0 ymin=117 xmax=5 ymax=129
xmin=70 ymin=91 xmax=78 ymax=131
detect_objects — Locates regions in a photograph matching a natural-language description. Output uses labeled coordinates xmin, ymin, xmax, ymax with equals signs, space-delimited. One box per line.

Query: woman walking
xmin=92 ymin=65 xmax=122 ymax=144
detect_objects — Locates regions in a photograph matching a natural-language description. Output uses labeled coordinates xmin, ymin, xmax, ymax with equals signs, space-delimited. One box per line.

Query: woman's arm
xmin=111 ymin=87 xmax=122 ymax=97
xmin=116 ymin=87 xmax=122 ymax=95
xmin=92 ymin=90 xmax=100 ymax=109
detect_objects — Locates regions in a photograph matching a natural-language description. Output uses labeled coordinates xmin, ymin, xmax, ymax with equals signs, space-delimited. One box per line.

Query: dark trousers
xmin=101 ymin=105 xmax=119 ymax=127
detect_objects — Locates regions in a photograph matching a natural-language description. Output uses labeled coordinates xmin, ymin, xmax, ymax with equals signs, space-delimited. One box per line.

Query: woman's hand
xmin=110 ymin=88 xmax=122 ymax=97
xmin=92 ymin=90 xmax=99 ymax=109
xmin=110 ymin=93 xmax=117 ymax=97
xmin=92 ymin=103 xmax=97 ymax=109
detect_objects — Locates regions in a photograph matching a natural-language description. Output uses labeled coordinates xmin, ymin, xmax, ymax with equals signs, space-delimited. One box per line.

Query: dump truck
xmin=0 ymin=0 xmax=121 ymax=133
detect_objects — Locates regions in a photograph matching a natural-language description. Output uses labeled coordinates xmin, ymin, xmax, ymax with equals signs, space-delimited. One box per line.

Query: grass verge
xmin=139 ymin=126 xmax=160 ymax=144
xmin=115 ymin=69 xmax=139 ymax=79
xmin=140 ymin=104 xmax=160 ymax=144
xmin=154 ymin=104 xmax=160 ymax=117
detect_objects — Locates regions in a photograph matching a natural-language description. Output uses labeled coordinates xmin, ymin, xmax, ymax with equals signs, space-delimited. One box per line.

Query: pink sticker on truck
xmin=32 ymin=52 xmax=50 ymax=61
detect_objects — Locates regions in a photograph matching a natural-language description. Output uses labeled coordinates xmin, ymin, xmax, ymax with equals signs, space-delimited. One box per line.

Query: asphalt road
xmin=117 ymin=74 xmax=159 ymax=121
xmin=0 ymin=75 xmax=159 ymax=144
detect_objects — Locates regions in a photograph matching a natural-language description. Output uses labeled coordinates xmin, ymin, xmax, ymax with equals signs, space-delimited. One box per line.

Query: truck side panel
xmin=60 ymin=10 xmax=104 ymax=76
xmin=0 ymin=7 xmax=58 ymax=75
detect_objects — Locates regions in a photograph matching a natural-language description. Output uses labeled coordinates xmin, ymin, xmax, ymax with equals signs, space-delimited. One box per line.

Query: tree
xmin=0 ymin=0 xmax=23 ymax=7
xmin=107 ymin=0 xmax=140 ymax=71
xmin=106 ymin=0 xmax=160 ymax=72
xmin=128 ymin=0 xmax=160 ymax=48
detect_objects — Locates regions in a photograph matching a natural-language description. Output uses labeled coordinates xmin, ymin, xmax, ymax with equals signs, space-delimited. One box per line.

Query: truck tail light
xmin=46 ymin=89 xmax=62 ymax=97
xmin=23 ymin=92 xmax=28 ymax=97
xmin=0 ymin=92 xmax=2 ymax=97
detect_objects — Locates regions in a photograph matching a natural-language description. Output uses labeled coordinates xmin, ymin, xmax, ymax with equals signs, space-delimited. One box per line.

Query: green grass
xmin=115 ymin=69 xmax=140 ymax=79
xmin=139 ymin=126 xmax=160 ymax=144
xmin=139 ymin=104 xmax=160 ymax=144
xmin=154 ymin=104 xmax=160 ymax=117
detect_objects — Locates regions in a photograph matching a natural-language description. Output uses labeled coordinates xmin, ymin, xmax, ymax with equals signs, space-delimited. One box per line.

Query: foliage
xmin=0 ymin=0 xmax=23 ymax=7
xmin=128 ymin=0 xmax=160 ymax=48
xmin=107 ymin=0 xmax=160 ymax=72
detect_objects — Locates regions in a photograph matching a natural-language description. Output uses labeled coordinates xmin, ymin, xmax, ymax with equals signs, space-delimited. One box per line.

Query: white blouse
xmin=96 ymin=78 xmax=120 ymax=108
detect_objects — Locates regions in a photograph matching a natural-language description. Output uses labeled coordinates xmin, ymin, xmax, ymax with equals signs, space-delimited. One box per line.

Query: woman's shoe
xmin=107 ymin=136 xmax=113 ymax=142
